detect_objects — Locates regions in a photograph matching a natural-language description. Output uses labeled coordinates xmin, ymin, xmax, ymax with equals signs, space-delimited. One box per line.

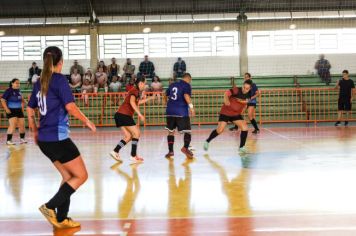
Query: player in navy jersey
xmin=27 ymin=46 xmax=96 ymax=229
xmin=165 ymin=73 xmax=195 ymax=159
xmin=1 ymin=78 xmax=26 ymax=145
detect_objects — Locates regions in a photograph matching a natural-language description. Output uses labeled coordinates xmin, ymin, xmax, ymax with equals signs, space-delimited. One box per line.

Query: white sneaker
xmin=109 ymin=151 xmax=122 ymax=162
xmin=239 ymin=147 xmax=248 ymax=154
xmin=188 ymin=145 xmax=195 ymax=151
xmin=20 ymin=138 xmax=27 ymax=144
xmin=130 ymin=156 xmax=144 ymax=163
xmin=6 ymin=140 xmax=15 ymax=145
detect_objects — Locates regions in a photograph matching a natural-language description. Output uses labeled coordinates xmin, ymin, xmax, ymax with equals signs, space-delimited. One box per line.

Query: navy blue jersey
xmin=249 ymin=83 xmax=258 ymax=104
xmin=28 ymin=73 xmax=75 ymax=142
xmin=166 ymin=80 xmax=191 ymax=117
xmin=1 ymin=88 xmax=23 ymax=109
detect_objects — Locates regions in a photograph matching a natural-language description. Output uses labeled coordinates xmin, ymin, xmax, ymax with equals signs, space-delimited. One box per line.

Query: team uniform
xmin=2 ymin=88 xmax=24 ymax=119
xmin=219 ymin=87 xmax=250 ymax=122
xmin=28 ymin=73 xmax=80 ymax=164
xmin=165 ymin=79 xmax=193 ymax=158
xmin=165 ymin=80 xmax=192 ymax=132
xmin=114 ymin=87 xmax=140 ymax=127
xmin=204 ymin=86 xmax=250 ymax=153
xmin=247 ymin=83 xmax=258 ymax=108
xmin=111 ymin=86 xmax=144 ymax=162
xmin=338 ymin=78 xmax=355 ymax=111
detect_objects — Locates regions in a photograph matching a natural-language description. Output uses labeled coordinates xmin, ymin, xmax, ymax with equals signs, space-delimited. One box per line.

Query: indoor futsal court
xmin=2 ymin=0 xmax=356 ymax=235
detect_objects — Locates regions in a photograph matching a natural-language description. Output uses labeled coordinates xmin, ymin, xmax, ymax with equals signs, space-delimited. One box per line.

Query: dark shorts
xmin=38 ymin=138 xmax=80 ymax=164
xmin=165 ymin=116 xmax=191 ymax=133
xmin=219 ymin=114 xmax=244 ymax=123
xmin=114 ymin=112 xmax=136 ymax=127
xmin=247 ymin=103 xmax=257 ymax=108
xmin=7 ymin=108 xmax=24 ymax=119
xmin=338 ymin=99 xmax=352 ymax=111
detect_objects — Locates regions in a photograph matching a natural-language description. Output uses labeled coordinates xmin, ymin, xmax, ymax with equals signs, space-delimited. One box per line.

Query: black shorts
xmin=6 ymin=108 xmax=24 ymax=119
xmin=219 ymin=114 xmax=244 ymax=123
xmin=166 ymin=116 xmax=191 ymax=133
xmin=114 ymin=112 xmax=136 ymax=127
xmin=38 ymin=138 xmax=80 ymax=164
xmin=247 ymin=103 xmax=257 ymax=108
xmin=338 ymin=99 xmax=352 ymax=111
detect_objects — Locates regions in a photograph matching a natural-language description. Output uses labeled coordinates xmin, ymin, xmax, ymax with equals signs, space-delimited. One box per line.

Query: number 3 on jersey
xmin=36 ymin=92 xmax=47 ymax=115
xmin=171 ymin=87 xmax=178 ymax=100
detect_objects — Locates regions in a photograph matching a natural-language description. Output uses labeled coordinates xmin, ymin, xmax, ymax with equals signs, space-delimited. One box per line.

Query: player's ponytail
xmin=40 ymin=46 xmax=63 ymax=96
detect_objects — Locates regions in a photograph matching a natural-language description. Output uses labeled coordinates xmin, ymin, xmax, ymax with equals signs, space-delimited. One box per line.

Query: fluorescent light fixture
xmin=143 ymin=27 xmax=151 ymax=33
xmin=289 ymin=24 xmax=297 ymax=30
xmin=213 ymin=26 xmax=221 ymax=31
xmin=69 ymin=28 xmax=78 ymax=34
xmin=0 ymin=31 xmax=5 ymax=36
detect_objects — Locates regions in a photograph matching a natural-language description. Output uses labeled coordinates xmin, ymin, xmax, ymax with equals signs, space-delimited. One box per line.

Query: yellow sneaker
xmin=39 ymin=204 xmax=59 ymax=228
xmin=55 ymin=217 xmax=81 ymax=229
xmin=53 ymin=226 xmax=81 ymax=236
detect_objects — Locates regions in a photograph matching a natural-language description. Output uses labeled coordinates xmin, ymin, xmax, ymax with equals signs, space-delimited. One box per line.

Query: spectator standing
xmin=138 ymin=55 xmax=155 ymax=80
xmin=173 ymin=57 xmax=186 ymax=80
xmin=108 ymin=57 xmax=120 ymax=82
xmin=122 ymin=58 xmax=136 ymax=84
xmin=315 ymin=54 xmax=331 ymax=85
xmin=28 ymin=62 xmax=41 ymax=88
xmin=97 ymin=60 xmax=108 ymax=73
xmin=70 ymin=60 xmax=84 ymax=76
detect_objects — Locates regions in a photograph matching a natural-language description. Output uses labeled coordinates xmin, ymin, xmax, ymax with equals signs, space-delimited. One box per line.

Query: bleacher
xmin=0 ymin=74 xmax=348 ymax=94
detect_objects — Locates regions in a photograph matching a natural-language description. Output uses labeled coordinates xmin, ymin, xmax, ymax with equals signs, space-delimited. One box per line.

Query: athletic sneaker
xmin=345 ymin=121 xmax=349 ymax=127
xmin=181 ymin=147 xmax=194 ymax=159
xmin=20 ymin=138 xmax=27 ymax=144
xmin=239 ymin=147 xmax=248 ymax=154
xmin=53 ymin=227 xmax=81 ymax=236
xmin=6 ymin=140 xmax=15 ymax=145
xmin=56 ymin=217 xmax=81 ymax=229
xmin=188 ymin=145 xmax=195 ymax=151
xmin=39 ymin=204 xmax=59 ymax=228
xmin=229 ymin=125 xmax=238 ymax=131
xmin=130 ymin=156 xmax=144 ymax=163
xmin=165 ymin=152 xmax=174 ymax=159
xmin=109 ymin=151 xmax=122 ymax=162
xmin=203 ymin=141 xmax=209 ymax=151
xmin=252 ymin=129 xmax=260 ymax=134
xmin=335 ymin=121 xmax=341 ymax=126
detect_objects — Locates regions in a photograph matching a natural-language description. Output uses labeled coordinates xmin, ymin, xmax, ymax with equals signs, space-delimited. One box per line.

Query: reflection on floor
xmin=1 ymin=125 xmax=356 ymax=235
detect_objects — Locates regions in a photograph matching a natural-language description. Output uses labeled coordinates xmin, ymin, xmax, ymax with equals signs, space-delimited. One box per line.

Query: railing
xmin=0 ymin=88 xmax=354 ymax=128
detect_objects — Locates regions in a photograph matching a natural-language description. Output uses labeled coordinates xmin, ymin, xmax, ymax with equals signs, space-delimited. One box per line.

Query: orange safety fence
xmin=0 ymin=88 xmax=354 ymax=128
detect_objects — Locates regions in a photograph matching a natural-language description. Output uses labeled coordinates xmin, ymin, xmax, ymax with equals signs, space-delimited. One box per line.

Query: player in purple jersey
xmin=164 ymin=73 xmax=195 ymax=159
xmin=1 ymin=78 xmax=26 ymax=145
xmin=27 ymin=46 xmax=96 ymax=230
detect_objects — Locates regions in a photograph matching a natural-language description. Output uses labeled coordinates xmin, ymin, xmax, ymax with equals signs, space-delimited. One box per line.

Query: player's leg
xmin=178 ymin=117 xmax=193 ymax=159
xmin=233 ymin=118 xmax=248 ymax=153
xmin=110 ymin=126 xmax=132 ymax=162
xmin=204 ymin=116 xmax=228 ymax=151
xmin=125 ymin=125 xmax=143 ymax=163
xmin=6 ymin=117 xmax=17 ymax=145
xmin=165 ymin=116 xmax=177 ymax=159
xmin=248 ymin=105 xmax=260 ymax=134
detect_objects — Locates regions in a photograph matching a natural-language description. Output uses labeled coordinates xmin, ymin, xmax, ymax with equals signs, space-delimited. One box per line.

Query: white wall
xmin=249 ymin=54 xmax=356 ymax=76
xmin=0 ymin=56 xmax=240 ymax=82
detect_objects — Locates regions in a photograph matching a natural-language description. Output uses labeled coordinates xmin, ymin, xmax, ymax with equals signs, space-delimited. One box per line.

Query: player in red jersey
xmin=109 ymin=76 xmax=155 ymax=163
xmin=203 ymin=79 xmax=252 ymax=154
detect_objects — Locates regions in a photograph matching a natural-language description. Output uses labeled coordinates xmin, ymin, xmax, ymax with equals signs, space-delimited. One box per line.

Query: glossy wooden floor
xmin=2 ymin=124 xmax=356 ymax=235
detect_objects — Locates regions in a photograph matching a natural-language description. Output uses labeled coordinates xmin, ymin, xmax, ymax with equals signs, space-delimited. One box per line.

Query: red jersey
xmin=220 ymin=87 xmax=250 ymax=116
xmin=126 ymin=84 xmax=134 ymax=92
xmin=118 ymin=87 xmax=139 ymax=117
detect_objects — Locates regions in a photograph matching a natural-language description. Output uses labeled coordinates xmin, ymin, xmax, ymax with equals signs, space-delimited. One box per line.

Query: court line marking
xmin=2 ymin=212 xmax=356 ymax=222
